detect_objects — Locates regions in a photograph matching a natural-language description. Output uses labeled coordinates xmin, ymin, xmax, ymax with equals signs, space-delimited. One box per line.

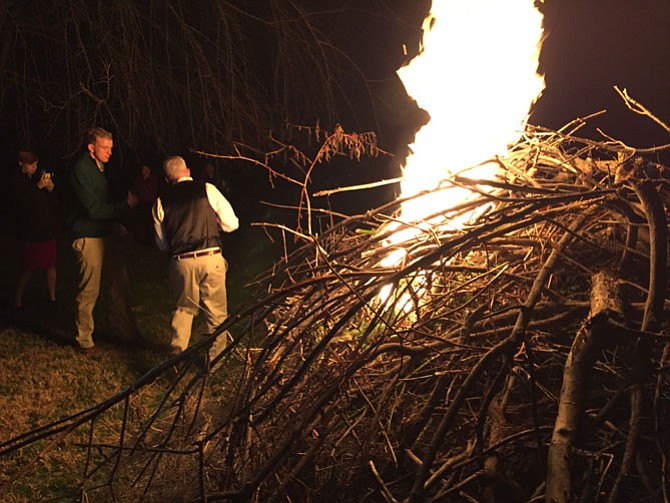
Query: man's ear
xmin=87 ymin=143 xmax=95 ymax=155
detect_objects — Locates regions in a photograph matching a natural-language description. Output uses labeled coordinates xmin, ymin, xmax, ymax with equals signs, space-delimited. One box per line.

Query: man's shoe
xmin=76 ymin=345 xmax=99 ymax=356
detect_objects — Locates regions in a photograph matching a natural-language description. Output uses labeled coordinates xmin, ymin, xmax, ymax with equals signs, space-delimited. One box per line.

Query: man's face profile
xmin=89 ymin=137 xmax=113 ymax=164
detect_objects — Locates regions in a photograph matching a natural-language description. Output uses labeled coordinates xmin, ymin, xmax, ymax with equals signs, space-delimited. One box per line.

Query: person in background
xmin=152 ymin=155 xmax=238 ymax=361
xmin=131 ymin=164 xmax=159 ymax=244
xmin=133 ymin=164 xmax=159 ymax=205
xmin=12 ymin=149 xmax=58 ymax=309
xmin=200 ymin=160 xmax=230 ymax=197
xmin=66 ymin=127 xmax=139 ymax=352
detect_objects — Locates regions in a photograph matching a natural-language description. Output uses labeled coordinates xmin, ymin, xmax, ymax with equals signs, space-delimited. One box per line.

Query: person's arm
xmin=70 ymin=161 xmax=128 ymax=219
xmin=151 ymin=197 xmax=170 ymax=252
xmin=205 ymin=182 xmax=239 ymax=233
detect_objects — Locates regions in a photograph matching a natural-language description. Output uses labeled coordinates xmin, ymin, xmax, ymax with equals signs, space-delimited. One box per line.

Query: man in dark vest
xmin=152 ymin=155 xmax=239 ymax=360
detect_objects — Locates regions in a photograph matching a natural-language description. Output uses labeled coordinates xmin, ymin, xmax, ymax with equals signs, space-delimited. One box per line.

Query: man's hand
xmin=36 ymin=173 xmax=55 ymax=192
xmin=127 ymin=190 xmax=139 ymax=208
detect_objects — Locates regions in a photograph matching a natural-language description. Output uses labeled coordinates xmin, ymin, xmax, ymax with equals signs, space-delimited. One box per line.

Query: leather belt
xmin=174 ymin=247 xmax=221 ymax=260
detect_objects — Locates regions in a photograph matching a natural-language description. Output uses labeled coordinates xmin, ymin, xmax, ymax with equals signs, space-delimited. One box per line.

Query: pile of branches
xmin=2 ymin=122 xmax=670 ymax=503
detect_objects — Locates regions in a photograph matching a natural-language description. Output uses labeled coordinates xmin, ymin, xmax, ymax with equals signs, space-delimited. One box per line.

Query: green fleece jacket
xmin=66 ymin=153 xmax=129 ymax=239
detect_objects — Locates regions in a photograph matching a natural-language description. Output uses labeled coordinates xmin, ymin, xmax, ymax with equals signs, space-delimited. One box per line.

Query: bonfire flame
xmin=390 ymin=0 xmax=545 ymax=237
xmin=379 ymin=0 xmax=546 ymax=307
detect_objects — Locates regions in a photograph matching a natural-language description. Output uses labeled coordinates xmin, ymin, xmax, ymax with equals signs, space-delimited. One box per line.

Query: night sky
xmin=531 ymin=0 xmax=670 ymax=162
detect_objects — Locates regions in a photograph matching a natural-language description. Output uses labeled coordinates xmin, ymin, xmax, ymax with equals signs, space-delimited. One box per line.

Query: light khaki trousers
xmin=72 ymin=236 xmax=137 ymax=348
xmin=168 ymin=253 xmax=229 ymax=356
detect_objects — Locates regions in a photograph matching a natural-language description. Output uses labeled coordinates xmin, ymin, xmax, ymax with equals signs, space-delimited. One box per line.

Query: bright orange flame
xmin=394 ymin=0 xmax=545 ymax=228
xmin=377 ymin=0 xmax=545 ymax=309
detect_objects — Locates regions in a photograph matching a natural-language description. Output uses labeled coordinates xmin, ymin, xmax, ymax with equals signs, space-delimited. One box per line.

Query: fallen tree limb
xmin=546 ymin=271 xmax=624 ymax=503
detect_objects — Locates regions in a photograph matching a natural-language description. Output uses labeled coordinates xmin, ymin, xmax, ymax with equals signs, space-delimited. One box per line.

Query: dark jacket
xmin=12 ymin=170 xmax=59 ymax=242
xmin=65 ymin=153 xmax=129 ymax=239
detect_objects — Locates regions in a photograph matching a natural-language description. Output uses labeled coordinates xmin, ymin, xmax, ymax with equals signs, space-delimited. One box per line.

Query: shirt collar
xmin=90 ymin=154 xmax=104 ymax=172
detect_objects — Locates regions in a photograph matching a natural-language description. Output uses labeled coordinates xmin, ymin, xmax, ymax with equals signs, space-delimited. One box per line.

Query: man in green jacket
xmin=67 ymin=127 xmax=139 ymax=351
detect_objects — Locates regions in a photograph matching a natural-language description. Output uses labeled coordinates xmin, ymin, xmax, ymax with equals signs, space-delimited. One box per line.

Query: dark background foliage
xmin=0 ymin=1 xmax=431 ymax=217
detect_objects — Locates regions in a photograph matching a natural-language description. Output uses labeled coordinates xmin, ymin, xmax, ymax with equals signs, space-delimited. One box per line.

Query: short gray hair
xmin=163 ymin=155 xmax=188 ymax=181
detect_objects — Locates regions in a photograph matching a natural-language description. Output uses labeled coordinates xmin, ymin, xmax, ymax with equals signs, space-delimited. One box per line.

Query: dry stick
xmin=260 ymin=169 xmax=525 ymax=286
xmin=428 ymin=469 xmax=487 ymax=501
xmin=262 ymin=179 xmax=554 ymax=290
xmin=257 ymin=200 xmax=350 ymax=222
xmin=369 ymin=459 xmax=401 ymax=503
xmin=198 ymin=442 xmax=206 ymax=503
xmin=266 ymin=422 xmax=329 ymax=503
xmin=254 ymin=194 xmax=405 ymax=283
xmin=479 ymin=362 xmax=515 ymax=494
xmin=607 ymin=180 xmax=667 ymax=503
xmin=615 ymin=86 xmax=670 ymax=135
xmin=545 ymin=271 xmax=624 ymax=503
xmin=400 ymin=371 xmax=454 ymax=453
xmin=190 ymin=149 xmax=304 ymax=186
xmin=443 ymin=427 xmax=557 ymax=481
xmin=99 ymin=397 xmax=131 ymax=485
xmin=397 ymin=221 xmax=580 ymax=454
xmin=132 ymin=380 xmax=202 ymax=497
xmin=408 ymin=216 xmax=587 ymax=502
xmin=297 ymin=127 xmax=377 ymax=235
xmin=605 ymin=199 xmax=643 ymax=271
xmin=521 ymin=331 xmax=550 ymax=477
xmin=312 ymin=176 xmax=405 ymax=198
xmin=653 ymin=343 xmax=670 ymax=503
xmin=352 ymin=373 xmax=400 ymax=467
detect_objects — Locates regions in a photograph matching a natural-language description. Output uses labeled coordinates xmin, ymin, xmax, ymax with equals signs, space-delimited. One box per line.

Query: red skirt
xmin=20 ymin=240 xmax=57 ymax=270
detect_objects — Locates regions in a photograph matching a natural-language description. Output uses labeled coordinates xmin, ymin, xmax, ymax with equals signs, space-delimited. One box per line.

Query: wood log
xmin=545 ymin=271 xmax=623 ymax=503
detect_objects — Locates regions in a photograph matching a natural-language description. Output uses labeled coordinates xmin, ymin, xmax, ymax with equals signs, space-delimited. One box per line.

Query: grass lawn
xmin=0 ymin=220 xmax=280 ymax=502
